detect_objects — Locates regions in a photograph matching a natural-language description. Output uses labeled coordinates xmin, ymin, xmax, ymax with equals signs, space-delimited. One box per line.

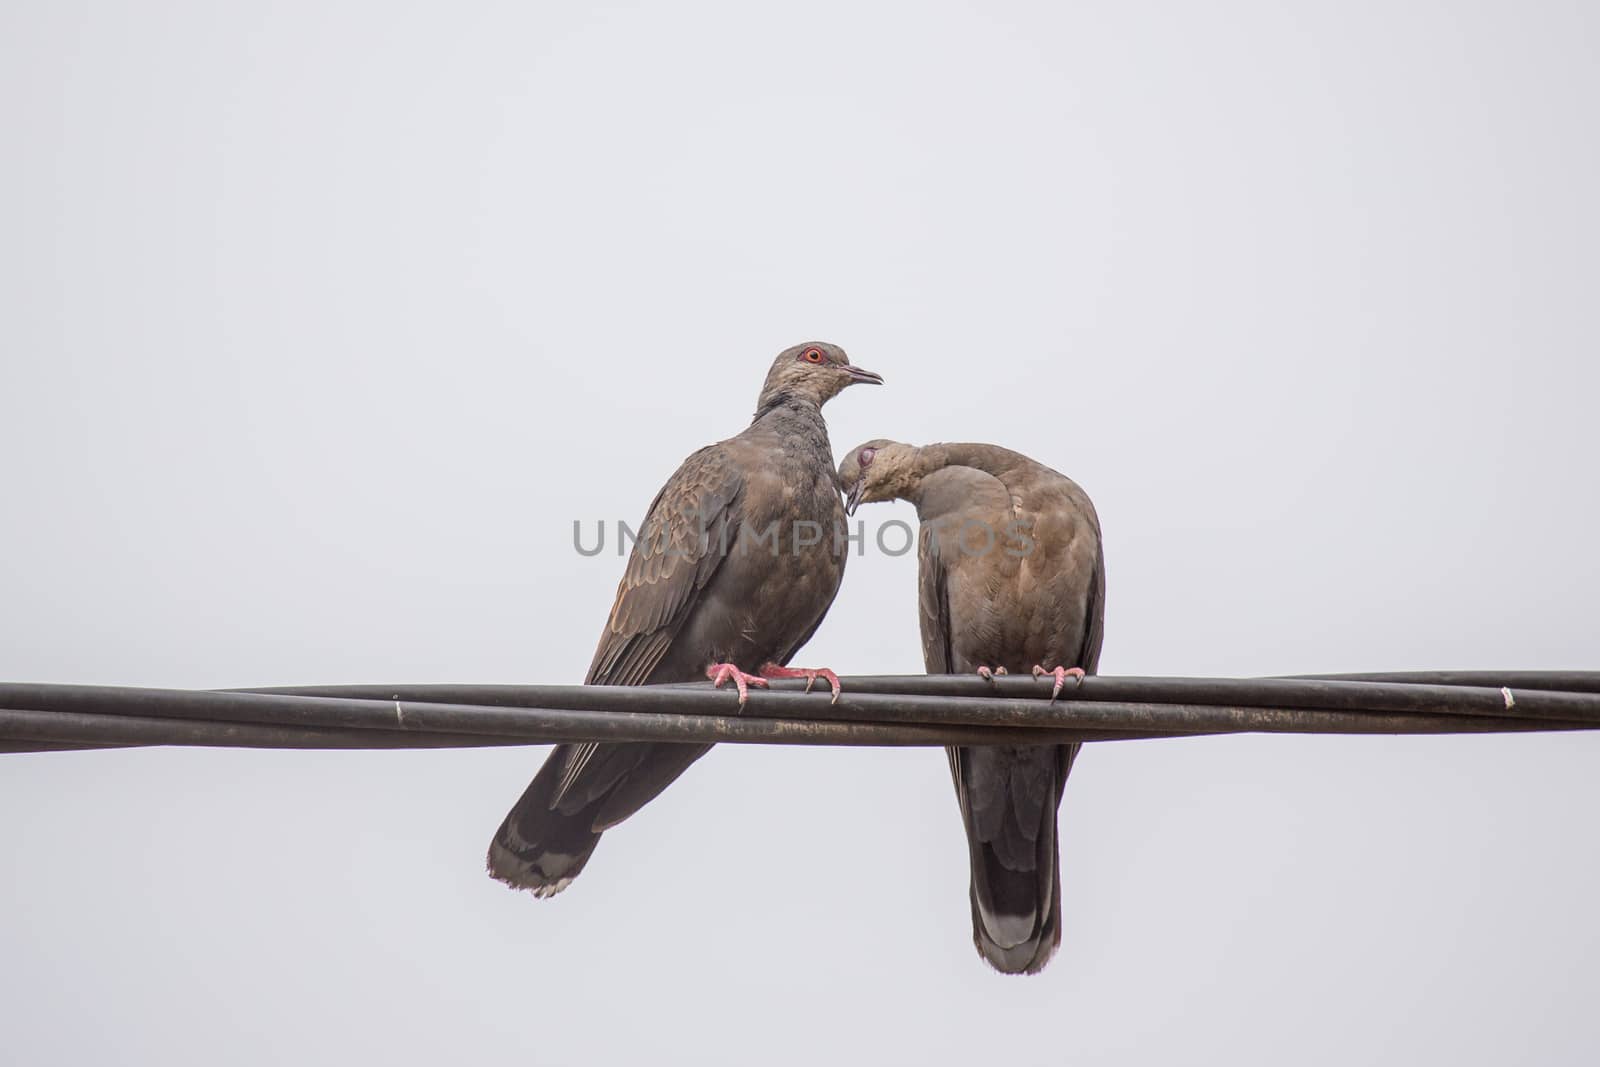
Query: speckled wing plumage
xmin=486 ymin=445 xmax=747 ymax=896
xmin=917 ymin=522 xmax=954 ymax=677
xmin=588 ymin=445 xmax=745 ymax=688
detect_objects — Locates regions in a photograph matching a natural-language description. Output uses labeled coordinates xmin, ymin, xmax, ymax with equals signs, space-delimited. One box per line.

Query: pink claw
xmin=706 ymin=662 xmax=769 ymax=706
xmin=976 ymin=666 xmax=1007 ymax=681
xmin=1032 ymin=665 xmax=1086 ymax=702
xmin=760 ymin=663 xmax=843 ymax=704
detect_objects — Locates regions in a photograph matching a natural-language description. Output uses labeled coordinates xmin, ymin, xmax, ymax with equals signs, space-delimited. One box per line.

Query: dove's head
xmin=837 ymin=439 xmax=920 ymax=515
xmin=757 ymin=342 xmax=883 ymax=411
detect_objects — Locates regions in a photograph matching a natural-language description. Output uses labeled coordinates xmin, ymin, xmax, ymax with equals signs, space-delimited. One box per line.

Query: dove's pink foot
xmin=976 ymin=666 xmax=1009 ymax=681
xmin=1032 ymin=665 xmax=1086 ymax=701
xmin=760 ymin=663 xmax=843 ymax=704
xmin=706 ymin=662 xmax=768 ymax=706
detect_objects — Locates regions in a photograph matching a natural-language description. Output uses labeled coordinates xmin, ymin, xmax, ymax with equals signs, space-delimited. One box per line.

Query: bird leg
xmin=706 ymin=662 xmax=769 ymax=706
xmin=1032 ymin=665 xmax=1086 ymax=702
xmin=759 ymin=663 xmax=843 ymax=704
xmin=976 ymin=666 xmax=1008 ymax=681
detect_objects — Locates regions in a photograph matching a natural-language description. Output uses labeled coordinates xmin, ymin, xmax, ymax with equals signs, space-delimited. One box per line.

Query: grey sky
xmin=2 ymin=1 xmax=1597 ymax=1064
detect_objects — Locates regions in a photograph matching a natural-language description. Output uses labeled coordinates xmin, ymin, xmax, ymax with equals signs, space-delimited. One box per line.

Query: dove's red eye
xmin=859 ymin=447 xmax=877 ymax=466
xmin=802 ymin=348 xmax=824 ymax=363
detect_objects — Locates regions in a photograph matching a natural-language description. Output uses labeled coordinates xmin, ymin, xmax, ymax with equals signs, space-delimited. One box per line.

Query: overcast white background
xmin=3 ymin=1 xmax=1597 ymax=1064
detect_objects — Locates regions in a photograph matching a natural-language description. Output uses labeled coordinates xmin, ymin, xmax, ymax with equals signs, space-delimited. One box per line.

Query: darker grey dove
xmin=487 ymin=342 xmax=882 ymax=896
xmin=838 ymin=440 xmax=1104 ymax=974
